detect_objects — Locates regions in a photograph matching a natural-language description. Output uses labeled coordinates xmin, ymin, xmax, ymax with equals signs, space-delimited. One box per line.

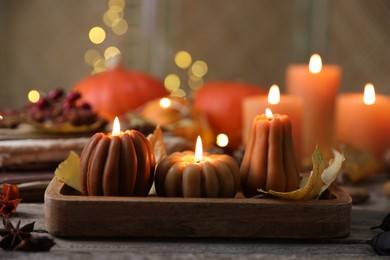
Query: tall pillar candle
xmin=336 ymin=83 xmax=390 ymax=159
xmin=286 ymin=54 xmax=341 ymax=168
xmin=243 ymin=84 xmax=303 ymax=164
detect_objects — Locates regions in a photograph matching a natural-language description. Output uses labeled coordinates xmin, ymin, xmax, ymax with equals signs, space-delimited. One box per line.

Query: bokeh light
xmin=103 ymin=10 xmax=124 ymax=27
xmin=171 ymin=89 xmax=186 ymax=97
xmin=28 ymin=90 xmax=40 ymax=103
xmin=84 ymin=49 xmax=101 ymax=65
xmin=191 ymin=60 xmax=208 ymax=77
xmin=112 ymin=19 xmax=128 ymax=35
xmin=188 ymin=77 xmax=204 ymax=91
xmin=175 ymin=51 xmax=192 ymax=69
xmin=93 ymin=58 xmax=106 ymax=73
xmin=108 ymin=0 xmax=125 ymax=12
xmin=104 ymin=46 xmax=121 ymax=60
xmin=216 ymin=133 xmax=229 ymax=147
xmin=89 ymin=27 xmax=106 ymax=44
xmin=164 ymin=74 xmax=180 ymax=92
xmin=159 ymin=98 xmax=172 ymax=108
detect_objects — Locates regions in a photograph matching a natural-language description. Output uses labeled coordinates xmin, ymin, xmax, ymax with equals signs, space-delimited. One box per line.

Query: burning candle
xmin=240 ymin=108 xmax=300 ymax=198
xmin=154 ymin=136 xmax=240 ymax=198
xmin=336 ymin=83 xmax=390 ymax=159
xmin=79 ymin=117 xmax=155 ymax=196
xmin=286 ymin=54 xmax=341 ymax=168
xmin=242 ymin=84 xmax=303 ymax=163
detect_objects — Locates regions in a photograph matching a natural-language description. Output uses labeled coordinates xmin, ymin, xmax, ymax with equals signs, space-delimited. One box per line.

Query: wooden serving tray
xmin=44 ymin=177 xmax=351 ymax=239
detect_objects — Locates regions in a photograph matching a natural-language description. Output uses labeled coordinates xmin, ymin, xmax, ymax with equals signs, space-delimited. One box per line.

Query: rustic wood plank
xmin=7 ymin=197 xmax=384 ymax=258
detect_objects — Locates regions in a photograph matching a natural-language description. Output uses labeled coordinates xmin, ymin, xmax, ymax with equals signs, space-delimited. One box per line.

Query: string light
xmin=191 ymin=60 xmax=208 ymax=77
xmin=89 ymin=27 xmax=106 ymax=44
xmin=171 ymin=89 xmax=186 ymax=98
xmin=164 ymin=50 xmax=208 ymax=96
xmin=84 ymin=49 xmax=101 ymax=65
xmin=164 ymin=74 xmax=180 ymax=92
xmin=216 ymin=134 xmax=229 ymax=147
xmin=85 ymin=1 xmax=126 ymax=72
xmin=104 ymin=46 xmax=121 ymax=60
xmin=111 ymin=19 xmax=128 ymax=35
xmin=28 ymin=90 xmax=40 ymax=103
xmin=175 ymin=51 xmax=192 ymax=69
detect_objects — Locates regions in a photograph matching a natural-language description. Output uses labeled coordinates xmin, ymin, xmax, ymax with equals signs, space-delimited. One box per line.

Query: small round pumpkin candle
xmin=154 ymin=136 xmax=240 ymax=198
xmin=80 ymin=117 xmax=155 ymax=196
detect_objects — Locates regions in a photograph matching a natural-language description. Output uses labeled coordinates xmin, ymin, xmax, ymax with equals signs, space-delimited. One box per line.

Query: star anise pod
xmin=0 ymin=218 xmax=33 ymax=250
xmin=0 ymin=218 xmax=55 ymax=251
xmin=13 ymin=233 xmax=55 ymax=252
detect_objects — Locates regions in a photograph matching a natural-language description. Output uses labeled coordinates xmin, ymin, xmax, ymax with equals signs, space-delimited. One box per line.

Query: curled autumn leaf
xmin=147 ymin=125 xmax=167 ymax=165
xmin=258 ymin=147 xmax=345 ymax=200
xmin=147 ymin=126 xmax=167 ymax=196
xmin=0 ymin=184 xmax=22 ymax=217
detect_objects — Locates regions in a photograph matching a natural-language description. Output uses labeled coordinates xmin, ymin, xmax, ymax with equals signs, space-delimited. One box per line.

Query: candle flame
xmin=363 ymin=83 xmax=375 ymax=105
xmin=194 ymin=136 xmax=203 ymax=162
xmin=309 ymin=53 xmax=322 ymax=74
xmin=265 ymin=108 xmax=274 ymax=120
xmin=159 ymin=97 xmax=171 ymax=108
xmin=216 ymin=133 xmax=229 ymax=148
xmin=268 ymin=84 xmax=280 ymax=105
xmin=112 ymin=117 xmax=121 ymax=136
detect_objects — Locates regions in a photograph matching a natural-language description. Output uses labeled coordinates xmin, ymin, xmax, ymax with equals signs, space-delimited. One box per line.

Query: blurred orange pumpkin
xmin=193 ymin=81 xmax=266 ymax=151
xmin=73 ymin=66 xmax=167 ymax=120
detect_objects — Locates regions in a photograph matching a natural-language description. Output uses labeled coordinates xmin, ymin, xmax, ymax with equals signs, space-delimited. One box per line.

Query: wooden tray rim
xmin=45 ymin=176 xmax=352 ymax=205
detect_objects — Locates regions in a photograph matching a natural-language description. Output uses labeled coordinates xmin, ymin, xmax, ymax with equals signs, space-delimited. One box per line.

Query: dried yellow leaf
xmin=340 ymin=143 xmax=384 ymax=183
xmin=258 ymin=147 xmax=344 ymax=200
xmin=147 ymin=126 xmax=167 ymax=195
xmin=54 ymin=151 xmax=82 ymax=192
xmin=147 ymin=125 xmax=167 ymax=165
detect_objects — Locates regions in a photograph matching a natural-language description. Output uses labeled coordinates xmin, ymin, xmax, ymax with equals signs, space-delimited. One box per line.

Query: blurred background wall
xmin=1 ymin=0 xmax=390 ymax=108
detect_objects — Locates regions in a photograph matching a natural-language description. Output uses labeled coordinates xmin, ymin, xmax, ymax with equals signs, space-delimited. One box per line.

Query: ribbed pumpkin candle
xmin=240 ymin=109 xmax=300 ymax=198
xmin=154 ymin=136 xmax=240 ymax=198
xmin=79 ymin=117 xmax=155 ymax=196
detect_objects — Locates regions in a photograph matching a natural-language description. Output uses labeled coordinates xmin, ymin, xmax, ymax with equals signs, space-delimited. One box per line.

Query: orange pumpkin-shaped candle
xmin=155 ymin=136 xmax=240 ymax=198
xmin=240 ymin=108 xmax=300 ymax=198
xmin=80 ymin=117 xmax=155 ymax=196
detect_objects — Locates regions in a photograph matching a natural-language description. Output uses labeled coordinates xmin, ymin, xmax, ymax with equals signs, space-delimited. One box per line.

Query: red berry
xmin=66 ymin=91 xmax=81 ymax=103
xmin=80 ymin=102 xmax=92 ymax=110
xmin=62 ymin=101 xmax=75 ymax=111
xmin=36 ymin=97 xmax=50 ymax=109
xmin=48 ymin=88 xmax=64 ymax=101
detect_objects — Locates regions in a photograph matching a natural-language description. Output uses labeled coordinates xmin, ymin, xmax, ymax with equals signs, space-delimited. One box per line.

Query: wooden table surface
xmin=2 ymin=176 xmax=390 ymax=259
